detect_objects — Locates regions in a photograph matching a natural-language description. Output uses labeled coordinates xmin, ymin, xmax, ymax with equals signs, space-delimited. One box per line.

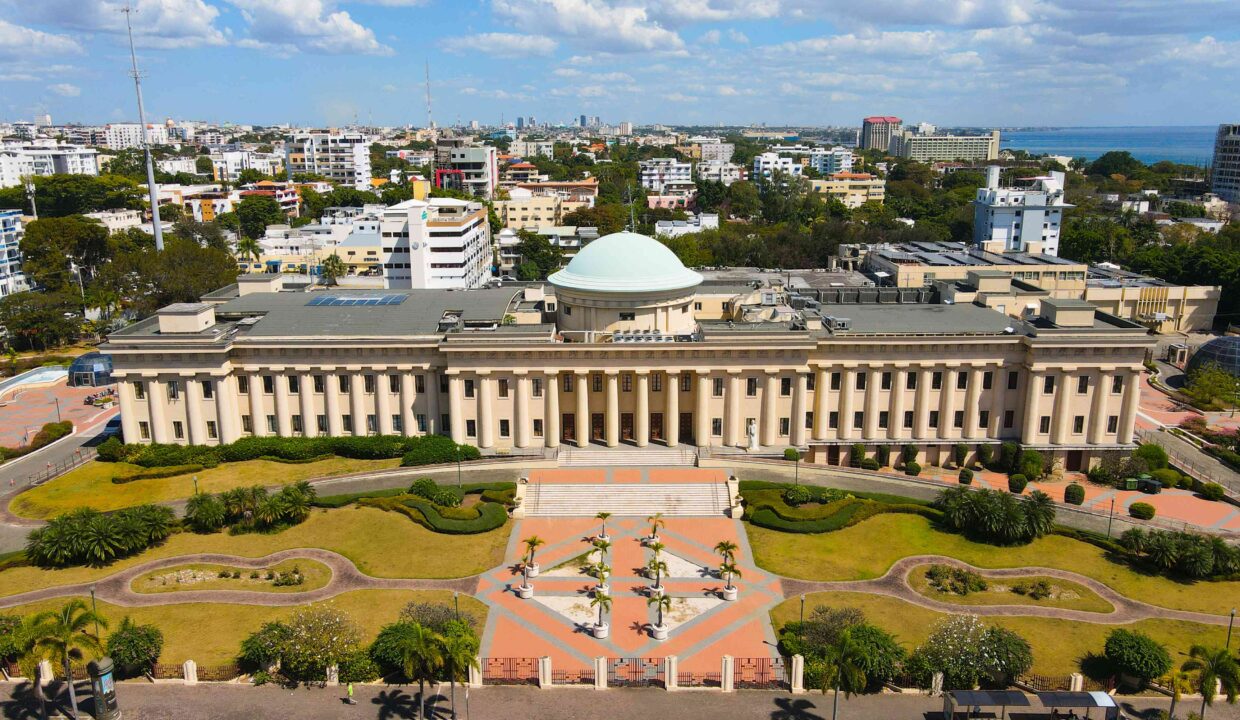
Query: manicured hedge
xmin=98 ymin=434 xmax=480 ymax=470
xmin=359 ymin=494 xmax=508 ymax=534
xmin=0 ymin=421 xmax=73 ymax=462
xmin=749 ymin=502 xmax=939 ymax=534
xmin=1064 ymin=483 xmax=1085 ymax=505
xmin=1148 ymin=468 xmax=1181 ymax=489
xmin=741 ymin=482 xmax=939 ymax=534
xmin=112 ymin=464 xmax=205 ymax=483
xmin=1200 ymin=482 xmax=1226 ymax=501
xmin=1009 ymin=474 xmax=1028 ymax=493
xmin=313 ymin=487 xmax=407 ymax=508
xmin=958 ymin=468 xmax=973 ymax=485
xmin=738 ymin=481 xmax=932 ymax=507
xmin=1129 ymin=502 xmax=1156 ymax=520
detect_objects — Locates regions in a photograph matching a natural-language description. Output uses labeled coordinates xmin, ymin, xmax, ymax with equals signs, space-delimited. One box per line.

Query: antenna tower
xmin=122 ymin=3 xmax=164 ymax=251
xmin=424 ymin=60 xmax=434 ymax=131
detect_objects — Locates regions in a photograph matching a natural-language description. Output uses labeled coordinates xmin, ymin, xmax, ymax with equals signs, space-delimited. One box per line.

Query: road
xmin=4 ymin=682 xmax=1232 ymax=720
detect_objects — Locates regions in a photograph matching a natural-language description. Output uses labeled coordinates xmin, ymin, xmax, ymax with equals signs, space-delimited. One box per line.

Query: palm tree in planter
xmin=821 ymin=629 xmax=867 ymax=720
xmin=516 ymin=560 xmax=535 ymax=599
xmin=714 ymin=539 xmax=738 ymax=567
xmin=1181 ymin=645 xmax=1240 ymax=719
xmin=595 ymin=511 xmax=612 ymax=541
xmin=523 ymin=535 xmax=545 ymax=578
xmin=647 ymin=593 xmax=672 ymax=641
xmin=592 ymin=562 xmax=612 ymax=596
xmin=646 ymin=557 xmax=668 ymax=596
xmin=590 ymin=591 xmax=612 ymax=639
xmin=646 ymin=513 xmax=665 ymax=544
xmin=719 ymin=561 xmax=742 ymax=601
xmin=27 ymin=599 xmax=108 ymax=720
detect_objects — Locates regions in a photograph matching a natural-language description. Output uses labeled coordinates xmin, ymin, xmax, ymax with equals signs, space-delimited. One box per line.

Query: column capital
xmin=726 ymin=369 xmax=742 ymax=376
xmin=764 ymin=369 xmax=780 ymax=376
xmin=635 ymin=369 xmax=651 ymax=376
xmin=513 ymin=369 xmax=529 ymax=376
xmin=604 ymin=369 xmax=620 ymax=376
xmin=475 ymin=369 xmax=492 ymax=377
xmin=695 ymin=368 xmax=711 ymax=376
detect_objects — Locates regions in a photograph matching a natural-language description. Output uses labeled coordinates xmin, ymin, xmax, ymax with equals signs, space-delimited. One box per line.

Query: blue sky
xmin=1 ymin=0 xmax=1238 ymax=128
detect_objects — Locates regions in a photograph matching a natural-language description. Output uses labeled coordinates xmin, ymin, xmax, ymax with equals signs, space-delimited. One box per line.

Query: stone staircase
xmin=523 ymin=482 xmax=730 ymax=517
xmin=558 ymin=445 xmax=698 ymax=467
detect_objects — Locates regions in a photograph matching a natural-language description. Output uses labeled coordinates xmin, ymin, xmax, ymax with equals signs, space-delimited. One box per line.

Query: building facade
xmin=752 ymin=152 xmax=802 ymax=180
xmin=639 ymin=158 xmax=693 ymax=193
xmin=696 ymin=162 xmax=743 ymax=186
xmin=808 ymin=148 xmax=854 ymax=175
xmin=890 ymin=130 xmax=1001 ymax=162
xmin=974 ymin=166 xmax=1071 ymax=256
xmin=1213 ymin=123 xmax=1240 ymax=203
xmin=810 ymin=173 xmax=885 ymax=208
xmin=861 ymin=116 xmax=901 ymax=151
xmin=105 ymin=123 xmax=169 ymax=150
xmin=286 ymin=132 xmax=372 ymax=190
xmin=109 ymin=232 xmax=1152 ymax=472
xmin=0 ymin=210 xmax=27 ymax=297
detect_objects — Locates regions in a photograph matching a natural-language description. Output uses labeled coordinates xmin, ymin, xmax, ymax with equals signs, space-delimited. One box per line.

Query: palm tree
xmin=590 ymin=592 xmax=612 ymax=631
xmin=647 ymin=558 xmax=668 ymax=592
xmin=591 ymin=537 xmax=611 ymax=557
xmin=523 ymin=535 xmax=545 ymax=569
xmin=647 ymin=541 xmax=665 ymax=559
xmin=1181 ymin=645 xmax=1240 ymax=719
xmin=821 ymin=629 xmax=867 ymax=720
xmin=714 ymin=539 xmax=738 ymax=564
xmin=720 ymin=561 xmax=742 ymax=591
xmin=647 ymin=593 xmax=672 ymax=633
xmin=592 ymin=562 xmax=611 ymax=592
xmin=440 ymin=627 xmax=479 ymax=720
xmin=595 ymin=511 xmax=612 ymax=539
xmin=14 ymin=615 xmax=51 ymax=720
xmin=1021 ymin=490 xmax=1056 ymax=538
xmin=399 ymin=622 xmax=445 ymax=720
xmin=28 ymin=599 xmax=108 ymax=720
xmin=321 ymin=253 xmax=346 ymax=285
xmin=647 ymin=512 xmax=665 ymax=541
xmin=235 ymin=236 xmax=262 ymax=265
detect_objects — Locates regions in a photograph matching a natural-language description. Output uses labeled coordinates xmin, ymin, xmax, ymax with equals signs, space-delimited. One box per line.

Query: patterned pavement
xmin=0 ymin=378 xmax=115 ymax=448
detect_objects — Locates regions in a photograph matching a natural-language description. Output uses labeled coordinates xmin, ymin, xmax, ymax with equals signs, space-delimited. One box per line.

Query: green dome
xmin=548 ymin=231 xmax=702 ymax=293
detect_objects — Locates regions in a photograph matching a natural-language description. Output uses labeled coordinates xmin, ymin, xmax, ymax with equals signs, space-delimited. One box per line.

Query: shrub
xmin=1149 ymin=468 xmax=1181 ymax=489
xmin=338 ymin=649 xmax=380 ymax=683
xmin=26 ymin=504 xmax=175 ymax=568
xmin=1012 ymin=579 xmax=1052 ymax=600
xmin=1104 ymin=629 xmax=1172 ymax=683
xmin=849 ymin=443 xmax=866 ymax=468
xmin=875 ymin=445 xmax=891 ymax=467
xmin=96 ymin=436 xmax=128 ymax=462
xmin=410 ymin=478 xmax=437 ymax=498
xmin=1133 ymin=443 xmax=1169 ymax=470
xmin=860 ymin=457 xmax=880 ymax=471
xmin=901 ymin=444 xmax=918 ymax=466
xmin=185 ymin=493 xmax=227 ymax=533
xmin=1008 ymin=475 xmax=1027 ymax=493
xmin=936 ymin=486 xmax=1056 ymax=545
xmin=999 ymin=441 xmax=1020 ymax=473
xmin=958 ymin=468 xmax=973 ymax=485
xmin=0 ymin=421 xmax=75 ymax=463
xmin=1200 ymin=482 xmax=1226 ymax=501
xmin=976 ymin=444 xmax=994 ymax=469
xmin=925 ymin=564 xmax=987 ymax=595
xmin=1064 ymin=483 xmax=1085 ymax=505
xmin=429 ymin=489 xmax=461 ymax=508
xmin=1016 ymin=449 xmax=1045 ymax=480
xmin=953 ymin=443 xmax=968 ymax=468
xmin=401 ymin=436 xmax=480 ymax=467
xmin=1129 ymin=502 xmax=1156 ymax=520
xmin=783 ymin=448 xmax=800 ymax=462
xmin=904 ymin=461 xmax=921 ymax=477
xmin=106 ymin=617 xmax=164 ymax=679
xmin=113 ymin=464 xmax=204 ymax=483
xmin=782 ymin=485 xmax=812 ymax=506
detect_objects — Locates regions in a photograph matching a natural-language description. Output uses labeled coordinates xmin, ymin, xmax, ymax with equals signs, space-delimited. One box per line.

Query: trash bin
xmin=1140 ymin=479 xmax=1163 ymax=494
xmin=1123 ymin=477 xmax=1139 ymax=491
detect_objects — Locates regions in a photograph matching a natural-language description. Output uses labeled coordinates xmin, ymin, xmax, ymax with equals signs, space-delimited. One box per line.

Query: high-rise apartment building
xmin=752 ymin=152 xmax=802 ymax=180
xmin=890 ymin=130 xmax=1000 ymax=162
xmin=433 ymin=140 xmax=498 ymax=199
xmin=861 ymin=116 xmax=902 ymax=151
xmin=0 ymin=210 xmax=28 ymax=297
xmin=639 ymin=158 xmax=693 ymax=192
xmin=369 ymin=198 xmax=491 ymax=289
xmin=104 ymin=123 xmax=169 ymax=150
xmin=808 ymin=148 xmax=854 ymax=175
xmin=285 ymin=132 xmax=372 ymax=190
xmin=699 ymin=141 xmax=734 ymax=164
xmin=973 ymin=166 xmax=1071 ymax=256
xmin=1213 ymin=123 xmax=1240 ymax=203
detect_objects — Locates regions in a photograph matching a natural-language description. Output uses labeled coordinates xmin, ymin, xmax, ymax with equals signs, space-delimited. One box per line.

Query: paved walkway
xmin=0 ymin=378 xmax=115 ymax=448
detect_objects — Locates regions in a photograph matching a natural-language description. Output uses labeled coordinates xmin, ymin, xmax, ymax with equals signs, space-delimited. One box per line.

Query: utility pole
xmin=122 ymin=3 xmax=164 ymax=251
xmin=424 ymin=60 xmax=434 ymax=131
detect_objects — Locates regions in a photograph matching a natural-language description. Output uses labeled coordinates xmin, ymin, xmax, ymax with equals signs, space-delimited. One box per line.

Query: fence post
xmin=325 ymin=664 xmax=339 ymax=687
xmin=931 ymin=671 xmax=944 ymax=697
xmin=38 ymin=660 xmax=53 ymax=687
xmin=791 ymin=654 xmax=805 ymax=694
xmin=537 ymin=657 xmax=551 ymax=688
xmin=183 ymin=660 xmax=198 ymax=686
xmin=467 ymin=658 xmax=482 ymax=688
xmin=1070 ymin=673 xmax=1084 ymax=692
xmin=664 ymin=655 xmax=678 ymax=691
xmin=594 ymin=657 xmax=607 ymax=690
xmin=721 ymin=655 xmax=734 ymax=693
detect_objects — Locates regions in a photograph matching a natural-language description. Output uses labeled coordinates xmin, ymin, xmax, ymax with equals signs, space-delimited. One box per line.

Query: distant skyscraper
xmin=1213 ymin=124 xmax=1240 ymax=203
xmin=861 ymin=116 xmax=902 ymax=152
xmin=516 ymin=117 xmax=525 ymax=130
xmin=580 ymin=114 xmax=588 ymax=128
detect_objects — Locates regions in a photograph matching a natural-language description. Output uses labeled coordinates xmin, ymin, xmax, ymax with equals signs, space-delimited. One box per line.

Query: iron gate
xmin=607 ymin=657 xmax=665 ymax=688
xmin=733 ymin=657 xmax=787 ymax=690
xmin=481 ymin=657 xmax=539 ymax=685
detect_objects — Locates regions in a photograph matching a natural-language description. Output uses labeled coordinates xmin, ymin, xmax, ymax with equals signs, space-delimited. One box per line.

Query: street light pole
xmin=799 ymin=594 xmax=805 ymax=629
xmin=1228 ymin=608 xmax=1236 ymax=650
xmin=89 ymin=585 xmax=100 ymax=639
xmin=1106 ymin=497 xmax=1115 ymax=538
xmin=54 ymin=398 xmax=62 ymax=423
xmin=192 ymin=475 xmax=198 ymax=495
xmin=456 ymin=445 xmax=462 ymax=487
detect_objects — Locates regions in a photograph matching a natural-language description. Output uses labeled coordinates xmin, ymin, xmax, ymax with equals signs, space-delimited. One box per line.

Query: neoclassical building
xmin=105 ymin=232 xmax=1155 ymax=469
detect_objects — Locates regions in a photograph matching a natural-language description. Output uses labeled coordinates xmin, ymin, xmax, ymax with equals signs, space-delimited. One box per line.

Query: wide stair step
xmin=523 ymin=483 xmax=729 ymax=517
xmin=558 ymin=445 xmax=698 ymax=467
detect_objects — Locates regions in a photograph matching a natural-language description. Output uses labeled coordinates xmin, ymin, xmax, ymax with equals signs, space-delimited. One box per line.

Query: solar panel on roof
xmin=305 ymin=294 xmax=407 ymax=307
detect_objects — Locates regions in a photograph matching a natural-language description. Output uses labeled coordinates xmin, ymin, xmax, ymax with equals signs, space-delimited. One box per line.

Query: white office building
xmin=654 ymin=213 xmax=719 ymax=238
xmin=1213 ymin=123 xmax=1240 ymax=203
xmin=890 ymin=130 xmax=1000 ymax=162
xmin=808 ymin=148 xmax=854 ymax=175
xmin=212 ymin=150 xmax=285 ymax=182
xmin=105 ymin=123 xmax=169 ymax=150
xmin=0 ymin=142 xmax=100 ymax=187
xmin=340 ymin=198 xmax=492 ymax=290
xmin=510 ymin=140 xmax=555 ymax=159
xmin=752 ymin=152 xmax=802 ymax=180
xmin=699 ymin=141 xmax=734 ymax=164
xmin=157 ymin=157 xmax=199 ymax=175
xmin=0 ymin=210 xmax=28 ymax=297
xmin=973 ymin=166 xmax=1071 ymax=256
xmin=639 ymin=158 xmax=693 ymax=193
xmin=286 ymin=132 xmax=372 ymax=190
xmin=696 ymin=162 xmax=743 ymax=186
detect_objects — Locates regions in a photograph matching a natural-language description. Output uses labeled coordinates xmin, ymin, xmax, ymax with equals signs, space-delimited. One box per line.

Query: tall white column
xmin=216 ymin=376 xmax=241 ymax=444
xmin=301 ymin=373 xmax=317 ymax=438
xmin=478 ymin=373 xmax=495 ymax=449
xmin=726 ymin=371 xmax=742 ymax=447
xmin=1118 ymin=369 xmax=1139 ymax=444
xmin=863 ymin=368 xmax=881 ymax=439
xmin=1051 ymin=370 xmax=1070 ymax=445
xmin=185 ymin=376 xmax=205 ymax=445
xmin=545 ymin=371 xmax=561 ymax=449
xmin=247 ymin=373 xmax=265 ymax=437
xmin=426 ymin=368 xmax=441 ymax=435
xmin=274 ymin=372 xmax=292 ymax=437
xmin=350 ymin=372 xmax=367 ymax=435
xmin=1021 ymin=369 xmax=1042 ymax=444
xmin=964 ymin=366 xmax=984 ymax=440
xmin=838 ymin=368 xmax=855 ymax=440
xmin=761 ymin=371 xmax=778 ymax=447
xmin=575 ymin=371 xmax=590 ymax=448
xmin=938 ymin=368 xmax=955 ymax=440
xmin=448 ymin=374 xmax=465 ymax=443
xmin=1088 ymin=369 xmax=1111 ymax=444
xmin=515 ymin=373 xmax=531 ymax=449
xmin=149 ymin=378 xmax=169 ymax=443
xmin=605 ymin=371 xmax=619 ymax=448
xmin=695 ymin=371 xmax=710 ymax=447
xmin=399 ymin=372 xmax=415 ymax=437
xmin=118 ymin=379 xmax=140 ymax=442
xmin=377 ymin=371 xmax=394 ymax=436
xmin=813 ymin=366 xmax=829 ymax=441
xmin=325 ymin=372 xmax=343 ymax=437
xmin=889 ymin=369 xmax=907 ymax=441
xmin=791 ymin=372 xmax=808 ymax=447
xmin=635 ymin=372 xmax=650 ymax=448
xmin=988 ymin=366 xmax=1005 ymax=437
xmin=665 ymin=370 xmax=680 ymax=447
xmin=914 ymin=368 xmax=932 ymax=439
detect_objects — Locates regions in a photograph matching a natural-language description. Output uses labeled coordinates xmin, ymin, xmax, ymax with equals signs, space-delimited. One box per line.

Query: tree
xmin=595 ymin=512 xmax=611 ymax=538
xmin=439 ymin=620 xmax=479 ymax=720
xmin=726 ymin=180 xmax=761 ymax=219
xmin=195 ymin=155 xmax=214 ymax=175
xmin=909 ymin=615 xmax=1032 ymax=689
xmin=714 ymin=540 xmax=738 ymax=563
xmin=512 ymin=230 xmax=563 ymax=280
xmin=1181 ymin=645 xmax=1239 ymax=719
xmin=1088 ymin=151 xmax=1145 ymax=178
xmin=281 ymin=606 xmax=362 ymax=682
xmin=0 ymin=174 xmax=142 ymax=217
xmin=0 ymin=292 xmax=80 ymax=351
xmin=236 ymin=195 xmax=285 ymax=240
xmin=398 ymin=622 xmax=444 ymax=720
xmin=1184 ymin=363 xmax=1239 ymax=410
xmin=1104 ymin=629 xmax=1172 ymax=685
xmin=236 ymin=168 xmax=268 ymax=185
xmin=321 ymin=253 xmax=346 ymax=285
xmin=563 ymin=205 xmax=627 ymax=235
xmin=821 ymin=629 xmax=867 ymax=720
xmin=20 ymin=216 xmax=109 ymax=293
xmin=235 ymin=236 xmax=262 ymax=266
xmin=720 ymin=561 xmax=742 ymax=591
xmin=523 ymin=535 xmax=545 ymax=568
xmin=184 ymin=493 xmax=226 ymax=533
xmin=590 ymin=591 xmax=611 ymax=630
xmin=647 ymin=593 xmax=672 ymax=630
xmin=106 ymin=616 xmax=163 ymax=678
xmin=27 ymin=599 xmax=108 ymax=718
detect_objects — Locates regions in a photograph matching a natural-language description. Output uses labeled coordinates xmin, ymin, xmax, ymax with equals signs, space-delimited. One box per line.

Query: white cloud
xmin=0 ymin=19 xmax=83 ymax=60
xmin=699 ymin=30 xmax=721 ymax=45
xmin=442 ymin=33 xmax=558 ymax=58
xmin=4 ymin=0 xmax=226 ymax=48
xmin=664 ymin=92 xmax=697 ymax=102
xmin=553 ymin=67 xmax=582 ymax=77
xmin=49 ymin=83 xmax=81 ymax=97
xmin=649 ymin=0 xmax=780 ymax=23
xmin=230 ymin=0 xmax=393 ymax=55
xmin=493 ymin=0 xmax=685 ymax=53
xmin=727 ymin=29 xmax=750 ymax=44
xmin=717 ymin=85 xmax=739 ymax=96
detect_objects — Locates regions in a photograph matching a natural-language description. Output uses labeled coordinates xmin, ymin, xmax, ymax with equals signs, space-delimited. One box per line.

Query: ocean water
xmin=999 ymin=126 xmax=1217 ymax=166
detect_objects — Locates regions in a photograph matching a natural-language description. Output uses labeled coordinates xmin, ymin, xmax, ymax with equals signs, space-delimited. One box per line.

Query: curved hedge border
xmin=113 ymin=464 xmax=205 ymax=483
xmin=97 ymin=434 xmax=479 ymax=470
xmin=740 ymin=481 xmax=939 ymax=534
xmin=1 ymin=421 xmax=73 ymax=463
xmin=359 ymin=495 xmax=508 ymax=534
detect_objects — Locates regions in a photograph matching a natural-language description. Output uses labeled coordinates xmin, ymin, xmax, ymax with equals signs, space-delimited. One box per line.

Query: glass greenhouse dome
xmin=1185 ymin=337 xmax=1240 ymax=378
xmin=67 ymin=352 xmax=113 ymax=387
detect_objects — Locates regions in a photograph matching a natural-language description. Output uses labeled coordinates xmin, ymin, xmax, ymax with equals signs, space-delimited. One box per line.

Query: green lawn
xmin=747 ymin=514 xmax=1240 ymax=615
xmin=10 ymin=457 xmax=402 ymax=519
xmin=771 ymin=592 xmax=1228 ymax=678
xmin=0 ymin=506 xmax=510 ymax=598
xmin=132 ymin=559 xmax=333 ymax=595
xmin=4 ymin=589 xmax=487 ymax=666
xmin=907 ymin=566 xmax=1114 ymax=614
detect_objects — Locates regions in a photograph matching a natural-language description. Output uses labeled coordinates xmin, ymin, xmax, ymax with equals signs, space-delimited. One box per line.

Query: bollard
xmin=664 ymin=656 xmax=678 ymax=691
xmin=537 ymin=657 xmax=552 ymax=688
xmin=1070 ymin=672 xmax=1083 ymax=692
xmin=38 ymin=660 xmax=53 ymax=687
xmin=931 ymin=671 xmax=944 ymax=697
xmin=183 ymin=660 xmax=198 ymax=686
xmin=594 ymin=657 xmax=607 ymax=690
xmin=791 ymin=655 xmax=805 ymax=694
xmin=721 ymin=655 xmax=734 ymax=693
xmin=468 ymin=659 xmax=483 ymax=689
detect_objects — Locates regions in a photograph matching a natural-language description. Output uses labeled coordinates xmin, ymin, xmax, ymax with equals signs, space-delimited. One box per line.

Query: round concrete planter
xmin=593 ymin=622 xmax=610 ymax=639
xmin=647 ymin=584 xmax=664 ymax=597
xmin=595 ymin=582 xmax=609 ymax=596
xmin=722 ymin=586 xmax=738 ymax=601
xmin=650 ymin=624 xmax=669 ymax=641
xmin=516 ymin=584 xmax=534 ymax=599
xmin=646 ymin=534 xmax=661 ymax=546
xmin=526 ymin=562 xmax=540 ymax=578
xmin=597 ymin=534 xmax=610 ymax=543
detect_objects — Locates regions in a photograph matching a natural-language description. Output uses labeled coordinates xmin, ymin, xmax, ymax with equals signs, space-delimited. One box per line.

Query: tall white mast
xmin=122 ymin=4 xmax=164 ymax=251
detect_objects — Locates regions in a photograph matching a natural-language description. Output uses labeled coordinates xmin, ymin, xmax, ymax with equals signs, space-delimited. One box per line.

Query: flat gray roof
xmin=817 ymin=303 xmax=1017 ymax=335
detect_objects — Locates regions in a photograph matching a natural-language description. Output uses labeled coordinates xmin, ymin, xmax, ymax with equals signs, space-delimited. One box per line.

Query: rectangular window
xmin=499 ymin=378 xmax=510 ymax=398
xmin=1107 ymin=415 xmax=1118 ymax=433
xmin=652 ymin=374 xmax=663 ymax=392
xmin=855 ymin=373 xmax=867 ymax=391
xmin=622 ymin=374 xmax=632 ymax=392
xmin=533 ymin=419 xmax=543 ymax=437
xmin=563 ymin=374 xmax=574 ymax=393
xmin=266 ymin=415 xmax=277 ymax=433
xmin=317 ymin=415 xmax=328 ymax=433
xmin=167 ymin=380 xmax=180 ymax=400
xmin=929 ymin=410 xmax=940 ymax=428
xmin=712 ymin=417 xmax=723 ymax=436
xmin=392 ymin=415 xmax=403 ymax=433
xmin=466 ymin=419 xmax=477 ymax=437
xmin=440 ymin=376 xmax=449 ymax=394
xmin=903 ymin=411 xmax=914 ymax=429
xmin=241 ymin=415 xmax=253 ymax=433
xmin=464 ymin=379 xmax=475 ymax=398
xmin=1043 ymin=376 xmax=1055 ymax=394
xmin=853 ymin=411 xmax=864 ymax=428
xmin=287 ymin=375 xmax=300 ymax=394
xmin=681 ymin=374 xmax=691 ymax=392
xmin=931 ymin=372 xmax=943 ymax=390
xmin=779 ymin=417 xmax=790 ymax=436
xmin=172 ymin=421 xmax=184 ymax=439
xmin=829 ymin=411 xmax=839 ymax=429
xmin=878 ymin=411 xmax=889 ymax=429
xmin=592 ymin=374 xmax=603 ymax=393
xmin=202 ymin=380 xmax=214 ymax=399
xmin=1073 ymin=415 xmax=1085 ymax=434
xmin=262 ymin=376 xmax=274 ymax=394
xmin=956 ymin=373 xmax=968 ymax=390
xmin=781 ymin=377 xmax=792 ymax=396
xmin=619 ymin=312 xmax=635 ymax=321
xmin=314 ymin=375 xmax=325 ymax=393
xmin=440 ymin=414 xmax=450 ymax=432
xmin=881 ymin=372 xmax=892 ymax=390
xmin=292 ymin=415 xmax=303 ymax=434
xmin=982 ymin=371 xmax=993 ymax=390
xmin=206 ymin=420 xmax=218 ymax=439
xmin=499 ymin=419 xmax=511 ymax=438
xmin=805 ymin=411 xmax=814 ymax=429
xmin=1111 ymin=376 xmax=1123 ymax=394
xmin=907 ymin=373 xmax=918 ymax=390
xmin=416 ymin=414 xmax=427 ymax=432
xmin=339 ymin=375 xmax=350 ymax=393
xmin=342 ymin=415 xmax=353 ymax=433
xmin=532 ymin=378 xmax=543 ymax=397
xmin=235 ymin=377 xmax=247 ymax=395
xmin=746 ymin=377 xmax=758 ymax=396
xmin=415 ymin=375 xmax=425 ymax=394
xmin=953 ymin=410 xmax=964 ymax=428
xmin=1077 ymin=376 xmax=1088 ymax=394
xmin=1007 ymin=371 xmax=1019 ymax=390
xmin=979 ymin=410 xmax=990 ymax=428
xmin=389 ymin=374 xmax=401 ymax=394
xmin=807 ymin=373 xmax=816 ymax=391
xmin=830 ymin=372 xmax=841 ymax=391
xmin=364 ymin=375 xmax=376 ymax=394
xmin=366 ymin=414 xmax=378 ymax=434
xmin=139 ymin=421 xmax=150 ymax=440
xmin=1004 ymin=410 xmax=1015 ymax=429
xmin=713 ymin=378 xmax=724 ymax=397
xmin=1039 ymin=415 xmax=1051 ymax=434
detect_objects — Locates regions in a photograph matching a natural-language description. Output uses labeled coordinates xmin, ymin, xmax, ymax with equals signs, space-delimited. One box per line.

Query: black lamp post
xmin=1228 ymin=608 xmax=1236 ymax=649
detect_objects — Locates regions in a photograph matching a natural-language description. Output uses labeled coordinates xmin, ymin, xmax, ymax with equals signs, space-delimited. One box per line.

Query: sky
xmin=1 ymin=0 xmax=1238 ymax=129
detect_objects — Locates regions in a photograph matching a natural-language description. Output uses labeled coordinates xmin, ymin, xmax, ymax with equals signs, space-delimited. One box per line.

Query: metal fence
xmin=197 ymin=664 xmax=241 ymax=682
xmin=678 ymin=671 xmax=722 ymax=688
xmin=480 ymin=657 xmax=538 ymax=685
xmin=1018 ymin=674 xmax=1072 ymax=692
xmin=22 ymin=447 xmax=97 ymax=487
xmin=551 ymin=667 xmax=595 ymax=685
xmin=151 ymin=663 xmax=183 ymax=680
xmin=733 ymin=657 xmax=787 ymax=690
xmin=607 ymin=657 xmax=665 ymax=688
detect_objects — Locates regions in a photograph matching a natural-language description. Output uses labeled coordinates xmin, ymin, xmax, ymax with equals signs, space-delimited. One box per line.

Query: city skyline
xmin=0 ymin=0 xmax=1237 ymax=128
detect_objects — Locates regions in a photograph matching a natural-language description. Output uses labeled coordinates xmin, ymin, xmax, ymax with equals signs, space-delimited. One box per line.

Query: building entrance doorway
xmin=827 ymin=445 xmax=841 ymax=465
xmin=1066 ymin=450 xmax=1084 ymax=472
xmin=591 ymin=413 xmax=605 ymax=442
xmin=562 ymin=414 xmax=575 ymax=444
xmin=679 ymin=413 xmax=693 ymax=445
xmin=621 ymin=413 xmax=635 ymax=442
xmin=650 ymin=413 xmax=664 ymax=442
